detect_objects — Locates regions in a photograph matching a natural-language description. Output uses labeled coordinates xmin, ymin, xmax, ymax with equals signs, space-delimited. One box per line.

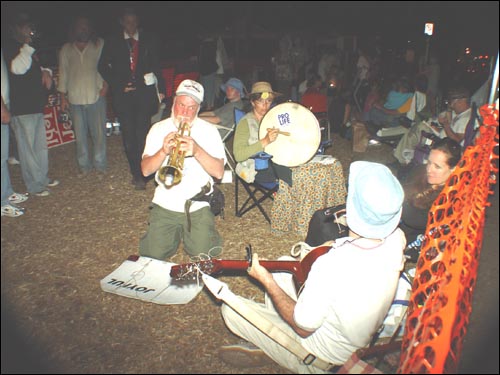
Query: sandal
xmin=8 ymin=192 xmax=29 ymax=204
xmin=1 ymin=204 xmax=25 ymax=217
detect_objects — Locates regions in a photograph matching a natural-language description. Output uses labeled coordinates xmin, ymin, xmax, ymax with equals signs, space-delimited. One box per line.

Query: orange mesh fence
xmin=398 ymin=104 xmax=499 ymax=374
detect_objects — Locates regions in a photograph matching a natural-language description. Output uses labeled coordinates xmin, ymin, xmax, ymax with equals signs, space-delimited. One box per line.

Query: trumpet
xmin=158 ymin=120 xmax=191 ymax=188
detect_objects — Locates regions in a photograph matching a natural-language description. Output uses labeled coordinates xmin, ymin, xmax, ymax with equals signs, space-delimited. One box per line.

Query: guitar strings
xmin=176 ymin=246 xmax=223 ymax=286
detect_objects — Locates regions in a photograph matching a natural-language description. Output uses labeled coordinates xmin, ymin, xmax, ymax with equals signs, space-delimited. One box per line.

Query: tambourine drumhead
xmin=259 ymin=102 xmax=321 ymax=167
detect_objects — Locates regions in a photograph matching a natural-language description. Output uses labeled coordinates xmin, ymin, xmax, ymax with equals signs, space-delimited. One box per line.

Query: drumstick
xmin=268 ymin=128 xmax=291 ymax=136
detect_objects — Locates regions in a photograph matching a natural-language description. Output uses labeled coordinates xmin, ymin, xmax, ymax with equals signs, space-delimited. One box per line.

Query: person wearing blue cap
xmin=199 ymin=77 xmax=248 ymax=137
xmin=217 ymin=161 xmax=407 ymax=371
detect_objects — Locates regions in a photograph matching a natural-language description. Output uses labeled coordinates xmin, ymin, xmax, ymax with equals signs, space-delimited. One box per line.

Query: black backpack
xmin=305 ymin=204 xmax=348 ymax=247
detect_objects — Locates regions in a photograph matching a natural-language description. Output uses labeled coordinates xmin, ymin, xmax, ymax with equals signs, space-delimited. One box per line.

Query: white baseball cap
xmin=176 ymin=79 xmax=204 ymax=104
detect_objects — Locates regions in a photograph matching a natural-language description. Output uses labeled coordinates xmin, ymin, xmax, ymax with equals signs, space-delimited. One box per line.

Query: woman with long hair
xmin=401 ymin=137 xmax=462 ymax=261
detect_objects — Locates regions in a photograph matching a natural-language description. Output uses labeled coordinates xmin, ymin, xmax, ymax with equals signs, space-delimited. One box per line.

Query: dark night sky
xmin=2 ymin=1 xmax=498 ymax=50
xmin=1 ymin=0 xmax=498 ymax=82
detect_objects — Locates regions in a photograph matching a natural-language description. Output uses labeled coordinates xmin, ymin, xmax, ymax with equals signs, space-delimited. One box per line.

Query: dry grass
xmin=1 ymin=132 xmax=396 ymax=373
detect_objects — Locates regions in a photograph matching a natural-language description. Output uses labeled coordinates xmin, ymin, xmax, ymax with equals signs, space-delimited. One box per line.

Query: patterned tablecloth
xmin=271 ymin=156 xmax=347 ymax=238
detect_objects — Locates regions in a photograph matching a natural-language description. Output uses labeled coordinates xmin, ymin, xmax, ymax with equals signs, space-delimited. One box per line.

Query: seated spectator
xmin=393 ymin=87 xmax=477 ymax=166
xmin=327 ymin=73 xmax=352 ymax=135
xmin=361 ymin=80 xmax=382 ymax=122
xmin=199 ymin=77 xmax=248 ymax=138
xmin=401 ymin=138 xmax=462 ymax=262
xmin=217 ymin=161 xmax=406 ymax=371
xmin=300 ymin=73 xmax=327 ymax=114
xmin=233 ymin=81 xmax=292 ymax=186
xmin=401 ymin=74 xmax=429 ymax=126
xmin=297 ymin=68 xmax=316 ymax=101
xmin=366 ymin=78 xmax=414 ymax=128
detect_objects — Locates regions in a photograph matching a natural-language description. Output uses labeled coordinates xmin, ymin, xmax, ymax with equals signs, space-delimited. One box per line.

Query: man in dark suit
xmin=98 ymin=7 xmax=165 ymax=190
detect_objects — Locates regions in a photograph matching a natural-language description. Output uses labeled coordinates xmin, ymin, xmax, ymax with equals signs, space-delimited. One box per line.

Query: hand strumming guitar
xmin=247 ymin=253 xmax=274 ymax=289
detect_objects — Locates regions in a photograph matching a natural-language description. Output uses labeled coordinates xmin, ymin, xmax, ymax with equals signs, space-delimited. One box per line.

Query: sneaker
xmin=8 ymin=157 xmax=20 ymax=165
xmin=47 ymin=179 xmax=60 ymax=187
xmin=368 ymin=139 xmax=381 ymax=146
xmin=218 ymin=342 xmax=273 ymax=368
xmin=8 ymin=192 xmax=29 ymax=204
xmin=35 ymin=190 xmax=50 ymax=197
xmin=1 ymin=204 xmax=25 ymax=217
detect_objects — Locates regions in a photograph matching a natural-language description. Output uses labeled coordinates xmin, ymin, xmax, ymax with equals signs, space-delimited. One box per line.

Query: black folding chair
xmin=234 ymin=177 xmax=278 ymax=223
xmin=233 ymin=107 xmax=279 ymax=223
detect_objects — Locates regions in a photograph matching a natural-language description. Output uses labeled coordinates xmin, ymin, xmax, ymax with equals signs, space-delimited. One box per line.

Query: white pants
xmin=220 ymin=271 xmax=329 ymax=374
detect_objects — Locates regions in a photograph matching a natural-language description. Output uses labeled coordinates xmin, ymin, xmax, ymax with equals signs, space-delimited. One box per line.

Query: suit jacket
xmin=98 ymin=30 xmax=165 ymax=116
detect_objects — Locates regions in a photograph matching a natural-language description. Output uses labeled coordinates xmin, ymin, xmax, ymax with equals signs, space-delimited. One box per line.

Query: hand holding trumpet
xmin=162 ymin=131 xmax=196 ymax=158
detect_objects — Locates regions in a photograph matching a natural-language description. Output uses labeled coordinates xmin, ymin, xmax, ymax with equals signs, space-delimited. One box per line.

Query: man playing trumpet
xmin=140 ymin=79 xmax=226 ymax=260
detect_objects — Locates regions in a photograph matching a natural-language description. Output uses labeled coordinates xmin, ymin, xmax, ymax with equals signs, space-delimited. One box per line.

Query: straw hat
xmin=250 ymin=82 xmax=282 ymax=99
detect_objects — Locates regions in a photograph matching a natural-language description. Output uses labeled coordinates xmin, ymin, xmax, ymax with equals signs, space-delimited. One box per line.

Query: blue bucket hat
xmin=346 ymin=161 xmax=404 ymax=239
xmin=221 ymin=78 xmax=246 ymax=98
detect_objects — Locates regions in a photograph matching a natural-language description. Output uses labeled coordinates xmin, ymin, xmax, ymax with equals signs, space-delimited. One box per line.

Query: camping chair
xmin=301 ymin=90 xmax=331 ymax=143
xmin=212 ymin=107 xmax=242 ymax=173
xmin=367 ymin=92 xmax=430 ymax=148
xmin=235 ymin=178 xmax=278 ymax=223
xmin=233 ymin=107 xmax=278 ymax=223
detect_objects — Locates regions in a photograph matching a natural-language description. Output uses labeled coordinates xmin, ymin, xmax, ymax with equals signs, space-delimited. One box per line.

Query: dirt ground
xmin=1 ymin=130 xmax=497 ymax=374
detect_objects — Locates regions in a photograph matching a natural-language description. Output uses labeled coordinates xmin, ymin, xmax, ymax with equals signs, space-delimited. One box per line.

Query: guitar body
xmin=170 ymin=245 xmax=331 ymax=290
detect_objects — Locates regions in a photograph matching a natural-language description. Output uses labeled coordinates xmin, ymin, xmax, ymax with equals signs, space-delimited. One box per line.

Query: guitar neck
xmin=170 ymin=246 xmax=330 ymax=291
xmin=216 ymin=259 xmax=305 ymax=286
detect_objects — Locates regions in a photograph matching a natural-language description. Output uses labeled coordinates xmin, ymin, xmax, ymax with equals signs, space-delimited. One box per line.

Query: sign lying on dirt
xmin=100 ymin=255 xmax=203 ymax=305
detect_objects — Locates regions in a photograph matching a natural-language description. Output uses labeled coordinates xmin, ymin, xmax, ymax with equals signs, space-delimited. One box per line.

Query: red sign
xmin=44 ymin=94 xmax=75 ymax=148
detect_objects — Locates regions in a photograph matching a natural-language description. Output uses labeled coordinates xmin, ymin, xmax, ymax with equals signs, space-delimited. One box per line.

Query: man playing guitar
xmin=215 ymin=161 xmax=406 ymax=371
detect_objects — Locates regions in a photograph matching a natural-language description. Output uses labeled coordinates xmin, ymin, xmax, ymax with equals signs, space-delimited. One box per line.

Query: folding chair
xmin=367 ymin=92 xmax=429 ymax=148
xmin=235 ymin=178 xmax=278 ymax=223
xmin=215 ymin=107 xmax=246 ymax=173
xmin=214 ymin=122 xmax=236 ymax=172
xmin=233 ymin=107 xmax=278 ymax=223
xmin=301 ymin=90 xmax=331 ymax=142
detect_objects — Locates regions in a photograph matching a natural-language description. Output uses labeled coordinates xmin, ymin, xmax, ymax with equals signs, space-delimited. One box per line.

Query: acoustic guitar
xmin=170 ymin=245 xmax=331 ymax=291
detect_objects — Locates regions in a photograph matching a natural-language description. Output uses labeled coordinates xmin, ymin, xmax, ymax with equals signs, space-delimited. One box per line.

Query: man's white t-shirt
xmin=143 ymin=116 xmax=226 ymax=213
xmin=294 ymin=229 xmax=406 ymax=364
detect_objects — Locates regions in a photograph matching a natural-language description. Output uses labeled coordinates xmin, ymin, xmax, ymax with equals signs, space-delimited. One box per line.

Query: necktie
xmin=127 ymin=38 xmax=138 ymax=75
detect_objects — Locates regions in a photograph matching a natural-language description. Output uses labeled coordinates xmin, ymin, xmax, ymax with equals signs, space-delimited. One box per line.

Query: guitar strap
xmin=202 ymin=273 xmax=339 ymax=372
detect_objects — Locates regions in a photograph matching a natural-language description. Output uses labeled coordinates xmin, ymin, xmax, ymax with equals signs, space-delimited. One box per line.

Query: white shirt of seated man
xmin=220 ymin=162 xmax=406 ymax=372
